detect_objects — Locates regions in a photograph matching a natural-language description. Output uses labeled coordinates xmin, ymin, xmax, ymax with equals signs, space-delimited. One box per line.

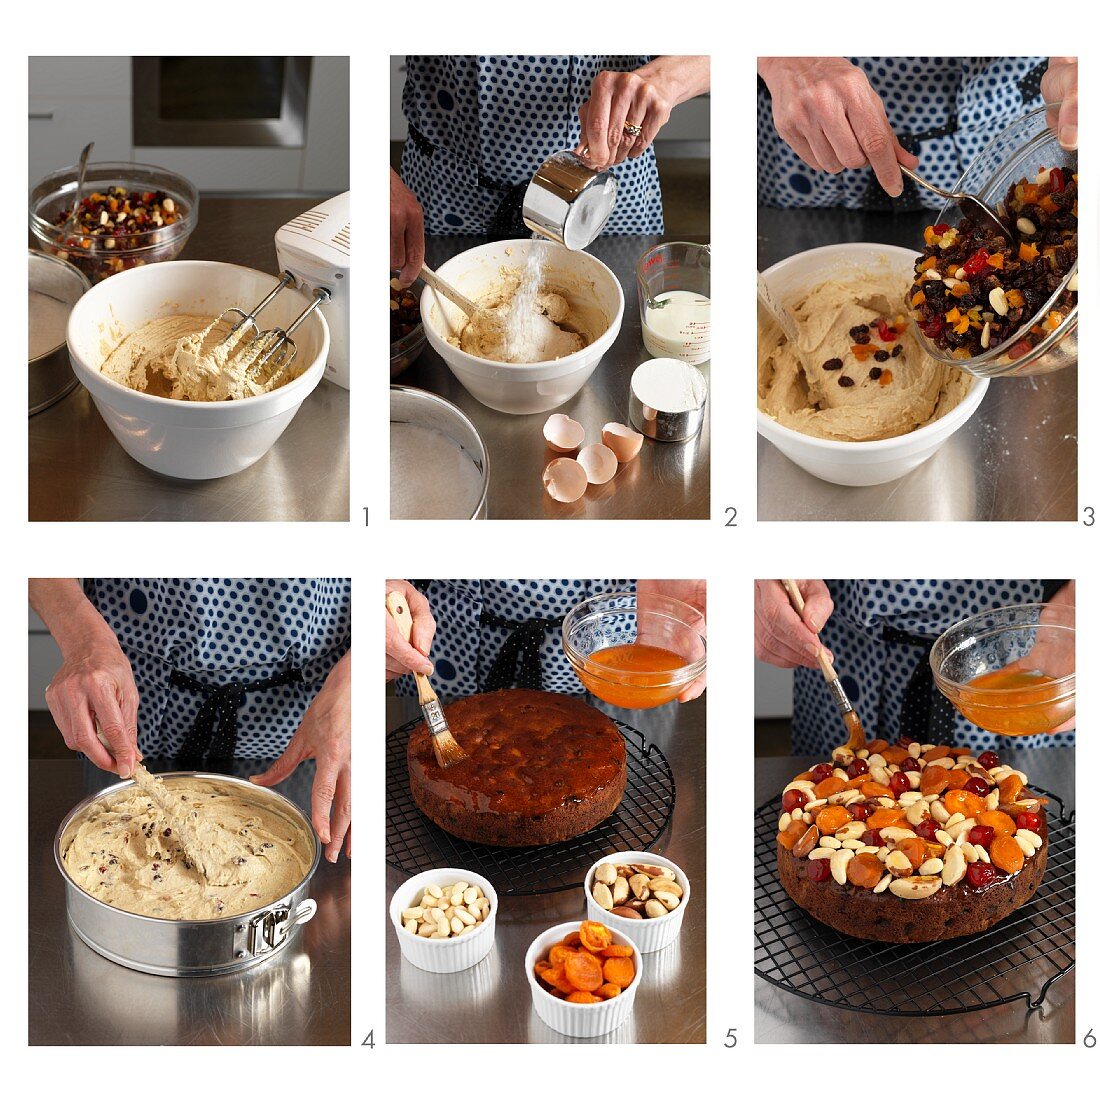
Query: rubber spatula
xmin=781 ymin=580 xmax=867 ymax=751
xmin=386 ymin=589 xmax=468 ymax=769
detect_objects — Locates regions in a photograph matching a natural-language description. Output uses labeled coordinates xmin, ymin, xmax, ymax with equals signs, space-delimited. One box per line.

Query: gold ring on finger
xmin=623 ymin=123 xmax=642 ymax=137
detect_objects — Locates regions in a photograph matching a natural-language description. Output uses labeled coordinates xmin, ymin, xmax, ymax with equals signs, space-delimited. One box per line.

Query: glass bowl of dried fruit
xmin=30 ymin=161 xmax=198 ymax=284
xmin=931 ymin=601 xmax=1075 ymax=736
xmin=390 ymin=276 xmax=425 ymax=378
xmin=907 ymin=103 xmax=1077 ymax=378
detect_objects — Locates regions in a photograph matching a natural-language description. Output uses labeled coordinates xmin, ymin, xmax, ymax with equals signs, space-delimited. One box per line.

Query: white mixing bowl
xmin=67 ymin=260 xmax=330 ymax=480
xmin=758 ymin=243 xmax=988 ymax=487
xmin=421 ymin=239 xmax=624 ymax=415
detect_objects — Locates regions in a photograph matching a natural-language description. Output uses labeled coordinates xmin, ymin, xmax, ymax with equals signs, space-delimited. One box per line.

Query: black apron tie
xmin=881 ymin=626 xmax=956 ymax=746
xmin=481 ymin=609 xmax=564 ymax=691
xmin=174 ymin=666 xmax=303 ymax=766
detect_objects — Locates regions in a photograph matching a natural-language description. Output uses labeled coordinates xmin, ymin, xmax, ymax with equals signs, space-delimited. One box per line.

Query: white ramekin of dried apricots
xmin=525 ymin=919 xmax=643 ymax=1038
xmin=584 ymin=851 xmax=690 ymax=954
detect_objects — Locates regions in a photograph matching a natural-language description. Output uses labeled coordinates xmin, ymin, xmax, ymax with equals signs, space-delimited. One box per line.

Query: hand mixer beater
xmin=205 ymin=272 xmax=331 ymax=386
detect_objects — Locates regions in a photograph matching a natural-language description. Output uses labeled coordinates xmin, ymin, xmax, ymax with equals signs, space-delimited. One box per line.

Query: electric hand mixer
xmin=207 ymin=191 xmax=351 ymax=389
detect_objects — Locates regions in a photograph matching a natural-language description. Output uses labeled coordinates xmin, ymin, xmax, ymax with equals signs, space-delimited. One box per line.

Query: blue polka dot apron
xmin=83 ymin=579 xmax=351 ymax=763
xmin=400 ymin=56 xmax=664 ymax=236
xmin=394 ymin=579 xmax=635 ymax=701
xmin=792 ymin=580 xmax=1074 ymax=755
xmin=758 ymin=57 xmax=1046 ymax=209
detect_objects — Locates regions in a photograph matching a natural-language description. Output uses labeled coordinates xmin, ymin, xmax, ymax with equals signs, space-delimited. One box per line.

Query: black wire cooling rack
xmin=386 ymin=714 xmax=675 ymax=896
xmin=754 ymin=783 xmax=1075 ymax=1017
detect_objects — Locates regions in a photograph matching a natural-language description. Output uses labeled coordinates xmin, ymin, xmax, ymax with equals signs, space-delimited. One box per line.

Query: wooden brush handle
xmin=385 ymin=590 xmax=439 ymax=707
xmin=781 ymin=579 xmax=837 ymax=682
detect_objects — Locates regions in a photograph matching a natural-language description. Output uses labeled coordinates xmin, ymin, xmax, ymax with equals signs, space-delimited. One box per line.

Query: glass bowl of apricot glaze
xmin=563 ymin=591 xmax=706 ymax=709
xmin=930 ymin=602 xmax=1075 ymax=735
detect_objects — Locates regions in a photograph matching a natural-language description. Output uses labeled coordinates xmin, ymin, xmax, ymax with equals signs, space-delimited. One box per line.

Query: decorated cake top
xmin=777 ymin=733 xmax=1047 ymax=899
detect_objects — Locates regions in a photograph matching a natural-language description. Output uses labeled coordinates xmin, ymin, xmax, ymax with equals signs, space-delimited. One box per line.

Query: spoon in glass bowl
xmin=899 ymin=163 xmax=1016 ymax=242
xmin=57 ymin=141 xmax=94 ymax=237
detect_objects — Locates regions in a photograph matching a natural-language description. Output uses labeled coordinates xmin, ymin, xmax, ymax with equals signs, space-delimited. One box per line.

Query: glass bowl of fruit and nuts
xmin=30 ymin=162 xmax=198 ymax=284
xmin=905 ymin=104 xmax=1076 ymax=378
xmin=390 ymin=276 xmax=425 ymax=378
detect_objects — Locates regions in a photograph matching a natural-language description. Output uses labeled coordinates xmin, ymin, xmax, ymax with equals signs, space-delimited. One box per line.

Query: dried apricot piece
xmin=847 ymin=853 xmax=884 ymax=889
xmin=561 ymin=931 xmax=582 ymax=947
xmin=946 ymin=768 xmax=971 ymax=790
xmin=882 ymin=746 xmax=910 ymax=764
xmin=578 ymin=921 xmax=612 ymax=953
xmin=867 ymin=739 xmax=889 ymax=754
xmin=990 ymin=833 xmax=1025 ymax=875
xmin=867 ymin=808 xmax=905 ymax=830
xmin=978 ymin=810 xmax=1016 ymax=836
xmin=549 ymin=944 xmax=576 ymax=967
xmin=814 ymin=775 xmax=847 ymax=797
xmin=565 ymin=991 xmax=601 ymax=1004
xmin=815 ymin=805 xmax=852 ymax=836
xmin=944 ymin=790 xmax=984 ymax=819
xmin=596 ymin=983 xmax=621 ymax=999
xmin=896 ymin=837 xmax=927 ymax=869
xmin=600 ymin=944 xmax=634 ymax=959
xmin=602 ymin=956 xmax=636 ymax=988
xmin=777 ymin=818 xmax=809 ymax=849
xmin=924 ymin=745 xmax=951 ymax=761
xmin=538 ymin=965 xmax=571 ymax=991
xmin=1000 ymin=774 xmax=1024 ymax=804
xmin=920 ymin=766 xmax=949 ymax=795
xmin=564 ymin=949 xmax=604 ymax=991
xmin=922 ymin=839 xmax=945 ymax=859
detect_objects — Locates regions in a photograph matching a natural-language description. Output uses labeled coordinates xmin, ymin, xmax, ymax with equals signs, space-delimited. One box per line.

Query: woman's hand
xmin=755 ymin=580 xmax=834 ymax=669
xmin=252 ymin=652 xmax=351 ymax=862
xmin=1008 ymin=581 xmax=1076 ymax=732
xmin=1042 ymin=57 xmax=1078 ymax=151
xmin=386 ymin=580 xmax=436 ymax=680
xmin=579 ymin=56 xmax=710 ymax=167
xmin=391 ymin=168 xmax=425 ymax=286
xmin=758 ymin=57 xmax=917 ymax=197
xmin=637 ymin=579 xmax=707 ymax=702
xmin=30 ymin=578 xmax=141 ymax=776
xmin=45 ymin=638 xmax=141 ymax=776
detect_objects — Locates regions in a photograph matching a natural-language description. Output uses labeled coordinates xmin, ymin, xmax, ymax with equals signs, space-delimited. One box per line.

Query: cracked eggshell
xmin=577 ymin=443 xmax=618 ymax=485
xmin=543 ymin=457 xmax=588 ymax=503
xmin=601 ymin=422 xmax=643 ymax=463
xmin=543 ymin=414 xmax=585 ymax=454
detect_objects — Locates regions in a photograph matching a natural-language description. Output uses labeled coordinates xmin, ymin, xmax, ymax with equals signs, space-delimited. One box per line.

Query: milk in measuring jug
xmin=642 ymin=290 xmax=711 ymax=364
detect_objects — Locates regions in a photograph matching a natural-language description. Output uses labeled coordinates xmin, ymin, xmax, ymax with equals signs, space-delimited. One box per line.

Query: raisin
xmin=838 ymin=376 xmax=855 ymax=387
xmin=822 ymin=357 xmax=843 ymax=370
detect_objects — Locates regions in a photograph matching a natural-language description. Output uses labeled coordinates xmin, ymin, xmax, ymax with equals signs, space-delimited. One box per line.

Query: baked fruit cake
xmin=776 ymin=729 xmax=1049 ymax=943
xmin=408 ymin=689 xmax=627 ymax=847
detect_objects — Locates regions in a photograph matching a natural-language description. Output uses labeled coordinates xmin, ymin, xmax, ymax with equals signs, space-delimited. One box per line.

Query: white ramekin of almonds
xmin=583 ymin=851 xmax=690 ymax=953
xmin=390 ymin=868 xmax=498 ymax=973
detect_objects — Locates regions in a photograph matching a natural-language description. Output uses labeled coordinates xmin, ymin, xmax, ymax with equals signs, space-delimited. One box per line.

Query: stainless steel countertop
xmin=396 ymin=234 xmax=710 ymax=520
xmin=29 ymin=197 xmax=349 ymax=522
xmin=28 ymin=747 xmax=351 ymax=1045
xmin=757 ymin=207 xmax=1077 ymax=522
xmin=754 ymin=748 xmax=1075 ymax=1043
xmin=385 ymin=692 xmax=706 ymax=1043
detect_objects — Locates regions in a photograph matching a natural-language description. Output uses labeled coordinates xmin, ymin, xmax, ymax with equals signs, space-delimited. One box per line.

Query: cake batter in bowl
xmin=421 ymin=239 xmax=624 ymax=415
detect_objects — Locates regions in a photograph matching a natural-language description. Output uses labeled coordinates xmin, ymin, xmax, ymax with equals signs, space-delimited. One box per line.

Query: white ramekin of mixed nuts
xmin=583 ymin=851 xmax=690 ymax=953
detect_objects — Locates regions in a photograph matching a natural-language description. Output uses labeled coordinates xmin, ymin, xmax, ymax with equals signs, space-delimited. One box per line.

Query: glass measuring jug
xmin=636 ymin=241 xmax=710 ymax=364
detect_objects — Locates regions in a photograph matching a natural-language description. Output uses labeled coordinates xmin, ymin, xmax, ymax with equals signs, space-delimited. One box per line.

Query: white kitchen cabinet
xmin=301 ymin=57 xmax=350 ymax=193
xmin=28 ymin=607 xmax=60 ymax=712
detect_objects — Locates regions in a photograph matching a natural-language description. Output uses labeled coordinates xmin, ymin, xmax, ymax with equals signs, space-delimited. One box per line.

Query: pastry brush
xmin=386 ymin=589 xmax=467 ymax=769
xmin=781 ymin=580 xmax=866 ymax=751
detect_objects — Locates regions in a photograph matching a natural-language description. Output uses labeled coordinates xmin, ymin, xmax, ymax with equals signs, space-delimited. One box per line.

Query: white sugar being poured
xmin=455 ymin=249 xmax=585 ymax=364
